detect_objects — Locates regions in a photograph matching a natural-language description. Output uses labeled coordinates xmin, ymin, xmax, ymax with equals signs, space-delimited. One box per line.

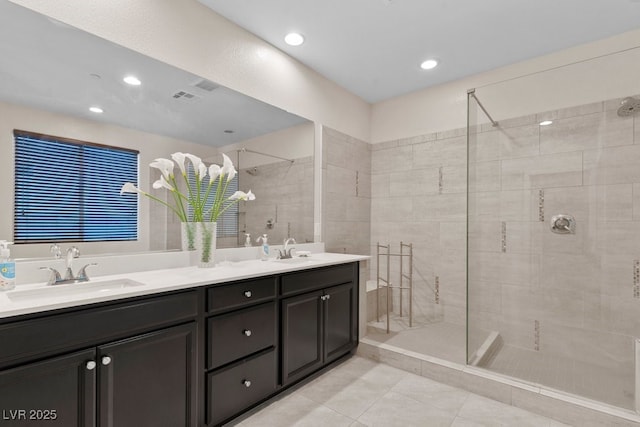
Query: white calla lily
xmin=149 ymin=158 xmax=174 ymax=180
xmin=152 ymin=175 xmax=175 ymax=191
xmin=121 ymin=152 xmax=255 ymax=225
xmin=221 ymin=153 xmax=237 ymax=182
xmin=185 ymin=154 xmax=203 ymax=177
xmin=120 ymin=182 xmax=143 ymax=195
xmin=197 ymin=162 xmax=208 ymax=180
xmin=208 ymin=164 xmax=221 ymax=184
xmin=228 ymin=190 xmax=256 ymax=201
xmin=171 ymin=152 xmax=187 ymax=176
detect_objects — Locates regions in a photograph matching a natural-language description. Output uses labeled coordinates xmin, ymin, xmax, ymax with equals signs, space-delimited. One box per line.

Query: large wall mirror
xmin=0 ymin=1 xmax=314 ymax=259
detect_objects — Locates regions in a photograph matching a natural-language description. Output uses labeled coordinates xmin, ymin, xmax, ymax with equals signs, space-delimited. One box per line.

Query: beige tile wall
xmin=370 ymin=128 xmax=468 ymax=328
xmin=368 ymin=94 xmax=640 ymax=378
xmin=468 ymin=95 xmax=640 ymax=372
xmin=240 ymin=156 xmax=314 ymax=247
xmin=322 ymin=127 xmax=371 ymax=256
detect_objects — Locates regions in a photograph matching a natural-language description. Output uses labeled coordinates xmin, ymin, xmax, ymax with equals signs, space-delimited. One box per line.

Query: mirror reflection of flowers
xmin=120 ymin=152 xmax=255 ymax=222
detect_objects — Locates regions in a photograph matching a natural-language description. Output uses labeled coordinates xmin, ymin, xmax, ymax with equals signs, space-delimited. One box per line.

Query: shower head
xmin=617 ymin=96 xmax=640 ymax=117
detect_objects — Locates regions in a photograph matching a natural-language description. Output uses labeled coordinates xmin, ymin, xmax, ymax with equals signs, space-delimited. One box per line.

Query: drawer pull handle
xmin=243 ymin=329 xmax=252 ymax=337
xmin=86 ymin=361 xmax=97 ymax=370
xmin=242 ymin=379 xmax=252 ymax=388
xmin=244 ymin=290 xmax=252 ymax=298
xmin=101 ymin=356 xmax=112 ymax=366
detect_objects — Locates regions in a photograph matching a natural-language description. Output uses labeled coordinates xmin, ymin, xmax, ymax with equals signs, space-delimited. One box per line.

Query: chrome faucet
xmin=278 ymin=238 xmax=296 ymax=259
xmin=65 ymin=246 xmax=80 ymax=280
xmin=40 ymin=245 xmax=97 ymax=285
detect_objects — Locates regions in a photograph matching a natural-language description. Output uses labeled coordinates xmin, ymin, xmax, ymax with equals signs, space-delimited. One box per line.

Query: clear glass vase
xmin=181 ymin=222 xmax=197 ymax=251
xmin=182 ymin=222 xmax=217 ymax=268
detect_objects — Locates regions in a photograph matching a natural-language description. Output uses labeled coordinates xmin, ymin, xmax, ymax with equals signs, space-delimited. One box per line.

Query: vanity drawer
xmin=0 ymin=291 xmax=198 ymax=369
xmin=207 ymin=277 xmax=276 ymax=314
xmin=281 ymin=263 xmax=356 ymax=296
xmin=207 ymin=349 xmax=277 ymax=426
xmin=207 ymin=302 xmax=275 ymax=370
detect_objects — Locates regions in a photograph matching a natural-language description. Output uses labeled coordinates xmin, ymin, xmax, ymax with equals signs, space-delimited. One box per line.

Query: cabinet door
xmin=0 ymin=349 xmax=96 ymax=426
xmin=98 ymin=322 xmax=197 ymax=427
xmin=281 ymin=290 xmax=323 ymax=385
xmin=324 ymin=282 xmax=357 ymax=364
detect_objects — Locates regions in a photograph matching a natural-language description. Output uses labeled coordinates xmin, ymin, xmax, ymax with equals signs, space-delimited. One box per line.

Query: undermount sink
xmin=6 ymin=279 xmax=145 ymax=302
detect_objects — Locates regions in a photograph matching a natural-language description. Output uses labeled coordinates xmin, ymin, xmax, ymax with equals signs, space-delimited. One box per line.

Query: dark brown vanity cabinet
xmin=281 ymin=263 xmax=358 ymax=385
xmin=0 ymin=291 xmax=198 ymax=427
xmin=0 ymin=261 xmax=359 ymax=427
xmin=205 ymin=277 xmax=278 ymax=426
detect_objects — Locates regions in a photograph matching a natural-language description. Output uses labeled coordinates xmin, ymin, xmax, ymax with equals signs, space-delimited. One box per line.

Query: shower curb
xmin=358 ymin=337 xmax=640 ymax=426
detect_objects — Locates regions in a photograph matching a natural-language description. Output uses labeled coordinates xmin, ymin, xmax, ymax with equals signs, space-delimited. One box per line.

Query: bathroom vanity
xmin=0 ymin=255 xmax=363 ymax=426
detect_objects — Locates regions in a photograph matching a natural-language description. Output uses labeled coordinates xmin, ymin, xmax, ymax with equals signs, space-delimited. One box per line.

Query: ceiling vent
xmin=172 ymin=90 xmax=201 ymax=101
xmin=191 ymin=78 xmax=219 ymax=92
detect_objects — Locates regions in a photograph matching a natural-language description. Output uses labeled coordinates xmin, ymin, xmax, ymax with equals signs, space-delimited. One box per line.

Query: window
xmin=14 ymin=130 xmax=138 ymax=243
xmin=186 ymin=167 xmax=238 ymax=238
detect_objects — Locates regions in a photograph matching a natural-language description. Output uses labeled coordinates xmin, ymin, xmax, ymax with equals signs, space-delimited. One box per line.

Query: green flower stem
xmin=140 ymin=190 xmax=186 ymax=222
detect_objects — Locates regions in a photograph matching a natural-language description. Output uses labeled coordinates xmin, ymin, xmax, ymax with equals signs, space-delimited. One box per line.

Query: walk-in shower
xmin=364 ymin=46 xmax=640 ymax=422
xmin=467 ymin=87 xmax=640 ymax=411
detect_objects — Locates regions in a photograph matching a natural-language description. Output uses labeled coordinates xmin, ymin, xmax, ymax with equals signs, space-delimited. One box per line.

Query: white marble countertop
xmin=0 ymin=252 xmax=368 ymax=319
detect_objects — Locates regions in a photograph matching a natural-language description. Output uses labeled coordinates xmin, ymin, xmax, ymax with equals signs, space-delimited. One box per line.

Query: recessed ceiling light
xmin=284 ymin=33 xmax=304 ymax=46
xmin=89 ymin=106 xmax=103 ymax=114
xmin=539 ymin=120 xmax=553 ymax=126
xmin=420 ymin=59 xmax=438 ymax=70
xmin=123 ymin=75 xmax=141 ymax=86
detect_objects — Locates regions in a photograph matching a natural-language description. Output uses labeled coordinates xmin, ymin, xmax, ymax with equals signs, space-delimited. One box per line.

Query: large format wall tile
xmin=498 ymin=124 xmax=540 ymax=159
xmin=324 ymin=127 xmax=371 ymax=256
xmin=501 ymin=151 xmax=583 ymax=190
xmin=634 ymin=183 xmax=640 ymax=220
xmin=413 ymin=137 xmax=467 ymax=168
xmin=540 ymin=110 xmax=633 ymax=155
xmin=468 ymin=161 xmax=501 ymax=192
xmin=583 ymin=144 xmax=640 ymax=185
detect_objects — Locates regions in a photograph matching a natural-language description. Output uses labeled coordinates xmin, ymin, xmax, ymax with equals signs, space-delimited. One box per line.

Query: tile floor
xmin=232 ymin=356 xmax=571 ymax=426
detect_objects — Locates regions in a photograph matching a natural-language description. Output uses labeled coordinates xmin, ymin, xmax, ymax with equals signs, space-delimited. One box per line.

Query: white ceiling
xmin=199 ymin=0 xmax=640 ymax=103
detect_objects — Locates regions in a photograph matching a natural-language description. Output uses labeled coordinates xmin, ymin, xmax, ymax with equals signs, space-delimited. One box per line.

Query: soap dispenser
xmin=244 ymin=233 xmax=252 ymax=247
xmin=256 ymin=234 xmax=269 ymax=261
xmin=0 ymin=240 xmax=15 ymax=291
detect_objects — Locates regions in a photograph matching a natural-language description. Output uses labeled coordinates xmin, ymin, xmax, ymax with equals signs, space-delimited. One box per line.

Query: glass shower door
xmin=466 ymin=85 xmax=638 ymax=410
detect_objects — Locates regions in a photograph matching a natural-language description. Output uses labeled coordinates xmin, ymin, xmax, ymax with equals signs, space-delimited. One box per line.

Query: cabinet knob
xmin=325 ymin=294 xmax=331 ymax=300
xmin=101 ymin=356 xmax=112 ymax=366
xmin=86 ymin=360 xmax=97 ymax=370
xmin=243 ymin=329 xmax=252 ymax=337
xmin=242 ymin=379 xmax=252 ymax=388
xmin=244 ymin=290 xmax=252 ymax=298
